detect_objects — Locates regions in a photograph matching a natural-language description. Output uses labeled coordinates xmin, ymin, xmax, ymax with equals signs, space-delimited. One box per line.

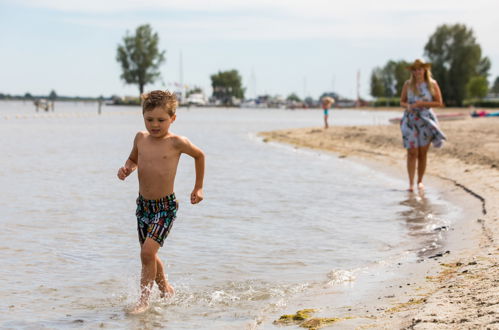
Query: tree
xmin=370 ymin=61 xmax=409 ymax=98
xmin=491 ymin=76 xmax=499 ymax=95
xmin=48 ymin=90 xmax=57 ymax=100
xmin=210 ymin=70 xmax=244 ymax=105
xmin=424 ymin=23 xmax=490 ymax=106
xmin=370 ymin=67 xmax=385 ymax=97
xmin=286 ymin=93 xmax=301 ymax=102
xmin=186 ymin=87 xmax=203 ymax=98
xmin=319 ymin=92 xmax=339 ymax=101
xmin=466 ymin=76 xmax=489 ymax=100
xmin=304 ymin=96 xmax=315 ymax=107
xmin=386 ymin=60 xmax=410 ymax=96
xmin=116 ymin=24 xmax=166 ymax=96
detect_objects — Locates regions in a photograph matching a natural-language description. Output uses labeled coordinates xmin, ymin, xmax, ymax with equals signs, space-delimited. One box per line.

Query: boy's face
xmin=143 ymin=107 xmax=176 ymax=138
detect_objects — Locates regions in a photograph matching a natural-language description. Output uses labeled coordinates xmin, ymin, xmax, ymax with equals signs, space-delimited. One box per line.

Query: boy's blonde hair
xmin=141 ymin=90 xmax=177 ymax=116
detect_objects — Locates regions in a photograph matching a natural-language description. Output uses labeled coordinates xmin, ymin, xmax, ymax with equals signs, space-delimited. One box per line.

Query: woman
xmin=400 ymin=59 xmax=446 ymax=192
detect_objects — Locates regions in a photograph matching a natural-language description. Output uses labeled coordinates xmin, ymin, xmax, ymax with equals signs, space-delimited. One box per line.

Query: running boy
xmin=117 ymin=90 xmax=205 ymax=314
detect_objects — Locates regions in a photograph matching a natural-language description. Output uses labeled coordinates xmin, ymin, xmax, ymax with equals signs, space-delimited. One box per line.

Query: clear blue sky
xmin=1 ymin=0 xmax=498 ymax=100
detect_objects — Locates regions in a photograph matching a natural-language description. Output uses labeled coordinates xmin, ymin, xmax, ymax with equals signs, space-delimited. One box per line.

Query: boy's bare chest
xmin=138 ymin=141 xmax=180 ymax=165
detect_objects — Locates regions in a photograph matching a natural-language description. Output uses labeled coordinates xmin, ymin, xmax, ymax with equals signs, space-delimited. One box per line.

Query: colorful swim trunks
xmin=136 ymin=193 xmax=178 ymax=247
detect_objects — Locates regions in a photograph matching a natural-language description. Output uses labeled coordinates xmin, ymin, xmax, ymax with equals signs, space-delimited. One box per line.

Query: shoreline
xmin=259 ymin=116 xmax=498 ymax=328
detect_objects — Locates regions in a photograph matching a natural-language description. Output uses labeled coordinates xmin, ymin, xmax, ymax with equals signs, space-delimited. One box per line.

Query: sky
xmin=1 ymin=0 xmax=498 ymax=100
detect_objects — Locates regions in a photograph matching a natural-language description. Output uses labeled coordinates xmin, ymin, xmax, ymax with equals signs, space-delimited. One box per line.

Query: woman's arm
xmin=400 ymin=81 xmax=411 ymax=110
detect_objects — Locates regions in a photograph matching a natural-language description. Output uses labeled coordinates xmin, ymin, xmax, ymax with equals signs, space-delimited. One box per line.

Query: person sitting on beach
xmin=321 ymin=96 xmax=335 ymax=129
xmin=117 ymin=90 xmax=205 ymax=314
xmin=400 ymin=59 xmax=445 ymax=192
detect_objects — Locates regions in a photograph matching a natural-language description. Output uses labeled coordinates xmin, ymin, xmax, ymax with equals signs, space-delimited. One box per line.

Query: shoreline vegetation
xmin=2 ymin=93 xmax=499 ymax=109
xmin=259 ymin=115 xmax=498 ymax=328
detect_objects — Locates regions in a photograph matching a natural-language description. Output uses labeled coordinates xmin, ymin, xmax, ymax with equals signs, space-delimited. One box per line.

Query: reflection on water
xmin=398 ymin=190 xmax=450 ymax=257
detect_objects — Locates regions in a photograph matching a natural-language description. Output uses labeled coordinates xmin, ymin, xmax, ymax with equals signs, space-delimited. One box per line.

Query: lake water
xmin=0 ymin=101 xmax=462 ymax=329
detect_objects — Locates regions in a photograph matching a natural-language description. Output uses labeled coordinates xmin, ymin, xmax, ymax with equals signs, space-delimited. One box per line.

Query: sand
xmin=260 ymin=112 xmax=499 ymax=329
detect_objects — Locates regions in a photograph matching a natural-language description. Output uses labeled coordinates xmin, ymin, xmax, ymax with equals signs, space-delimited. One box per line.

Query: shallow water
xmin=0 ymin=101 xmax=461 ymax=329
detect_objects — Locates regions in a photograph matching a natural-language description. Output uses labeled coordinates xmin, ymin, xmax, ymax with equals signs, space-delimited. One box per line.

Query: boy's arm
xmin=178 ymin=136 xmax=205 ymax=204
xmin=117 ymin=132 xmax=140 ymax=180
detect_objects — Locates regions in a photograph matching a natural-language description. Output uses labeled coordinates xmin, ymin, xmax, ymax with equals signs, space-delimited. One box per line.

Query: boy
xmin=117 ymin=90 xmax=205 ymax=314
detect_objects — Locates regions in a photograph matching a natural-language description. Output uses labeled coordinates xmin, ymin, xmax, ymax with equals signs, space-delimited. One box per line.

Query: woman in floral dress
xmin=400 ymin=59 xmax=446 ymax=192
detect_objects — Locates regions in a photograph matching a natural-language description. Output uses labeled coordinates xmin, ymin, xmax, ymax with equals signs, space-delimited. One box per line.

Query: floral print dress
xmin=400 ymin=82 xmax=446 ymax=149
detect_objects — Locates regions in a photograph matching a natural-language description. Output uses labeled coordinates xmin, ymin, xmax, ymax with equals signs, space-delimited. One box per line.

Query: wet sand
xmin=260 ymin=113 xmax=499 ymax=328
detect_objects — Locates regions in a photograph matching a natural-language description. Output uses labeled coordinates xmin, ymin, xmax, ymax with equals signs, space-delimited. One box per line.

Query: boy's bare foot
xmin=127 ymin=301 xmax=150 ymax=315
xmin=160 ymin=283 xmax=175 ymax=299
xmin=407 ymin=186 xmax=414 ymax=192
xmin=417 ymin=182 xmax=425 ymax=191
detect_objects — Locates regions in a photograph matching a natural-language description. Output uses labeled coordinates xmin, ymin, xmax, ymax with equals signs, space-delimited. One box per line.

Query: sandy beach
xmin=260 ymin=111 xmax=499 ymax=329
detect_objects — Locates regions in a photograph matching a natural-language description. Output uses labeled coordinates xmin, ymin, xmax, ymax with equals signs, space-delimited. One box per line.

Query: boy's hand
xmin=117 ymin=166 xmax=131 ymax=180
xmin=191 ymin=188 xmax=204 ymax=204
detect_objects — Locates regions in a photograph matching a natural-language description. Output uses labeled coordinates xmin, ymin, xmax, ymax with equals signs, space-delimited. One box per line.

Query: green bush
xmin=463 ymin=99 xmax=499 ymax=108
xmin=112 ymin=98 xmax=141 ymax=106
xmin=372 ymin=97 xmax=401 ymax=107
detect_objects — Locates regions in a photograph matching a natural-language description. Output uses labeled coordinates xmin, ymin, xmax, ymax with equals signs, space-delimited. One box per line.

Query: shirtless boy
xmin=117 ymin=90 xmax=205 ymax=314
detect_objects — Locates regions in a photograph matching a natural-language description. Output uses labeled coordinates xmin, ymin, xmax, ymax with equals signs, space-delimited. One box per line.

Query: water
xmin=0 ymin=101 xmax=462 ymax=329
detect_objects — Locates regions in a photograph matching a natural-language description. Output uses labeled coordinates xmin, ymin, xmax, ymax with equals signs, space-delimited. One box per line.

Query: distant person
xmin=117 ymin=90 xmax=205 ymax=314
xmin=400 ymin=59 xmax=445 ymax=192
xmin=321 ymin=96 xmax=335 ymax=129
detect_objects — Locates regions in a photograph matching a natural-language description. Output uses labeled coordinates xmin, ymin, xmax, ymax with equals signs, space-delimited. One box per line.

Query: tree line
xmin=370 ymin=23 xmax=498 ymax=107
xmin=116 ymin=23 xmax=499 ymax=107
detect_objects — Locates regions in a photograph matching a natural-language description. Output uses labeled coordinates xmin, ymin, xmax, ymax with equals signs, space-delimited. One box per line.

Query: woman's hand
xmin=412 ymin=101 xmax=424 ymax=109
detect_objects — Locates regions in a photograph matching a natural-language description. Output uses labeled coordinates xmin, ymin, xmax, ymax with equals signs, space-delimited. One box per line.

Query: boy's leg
xmin=130 ymin=238 xmax=160 ymax=313
xmin=155 ymin=256 xmax=175 ymax=298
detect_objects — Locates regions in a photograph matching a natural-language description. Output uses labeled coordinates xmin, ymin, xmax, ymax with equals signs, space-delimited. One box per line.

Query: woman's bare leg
xmin=417 ymin=143 xmax=431 ymax=190
xmin=407 ymin=148 xmax=418 ymax=191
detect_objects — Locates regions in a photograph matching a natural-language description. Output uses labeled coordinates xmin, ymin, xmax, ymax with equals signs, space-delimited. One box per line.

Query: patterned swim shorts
xmin=136 ymin=193 xmax=178 ymax=247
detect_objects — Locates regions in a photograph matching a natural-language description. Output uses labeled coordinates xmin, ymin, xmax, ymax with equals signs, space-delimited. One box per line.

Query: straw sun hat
xmin=322 ymin=96 xmax=335 ymax=104
xmin=407 ymin=59 xmax=431 ymax=70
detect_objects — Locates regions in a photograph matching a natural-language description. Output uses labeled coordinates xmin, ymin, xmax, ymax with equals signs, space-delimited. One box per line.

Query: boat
xmin=389 ymin=112 xmax=467 ymax=124
xmin=184 ymin=93 xmax=208 ymax=106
